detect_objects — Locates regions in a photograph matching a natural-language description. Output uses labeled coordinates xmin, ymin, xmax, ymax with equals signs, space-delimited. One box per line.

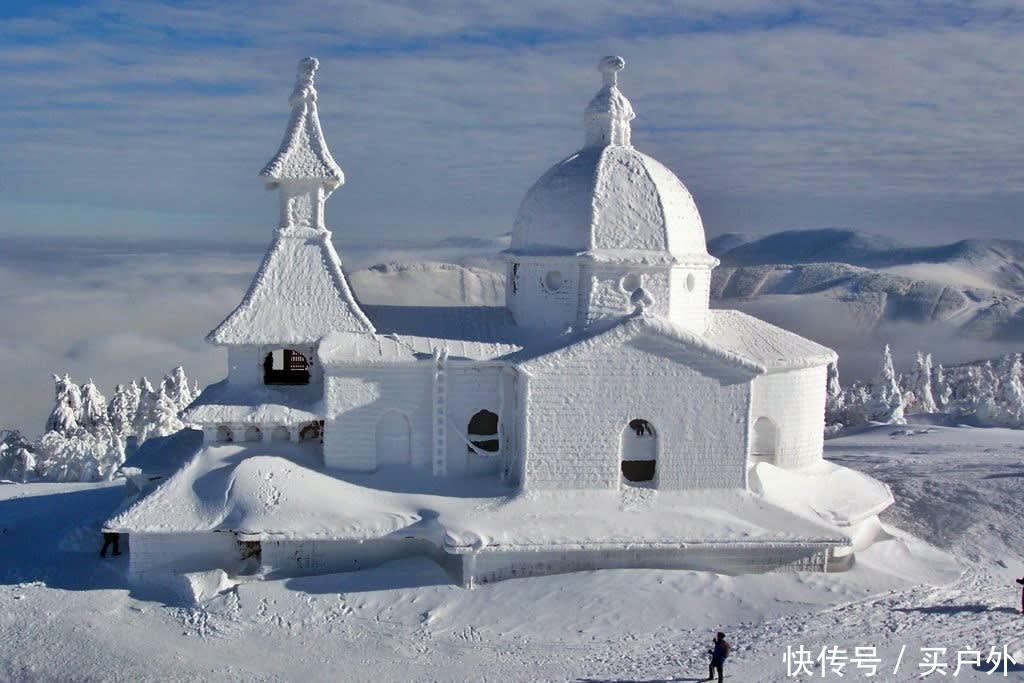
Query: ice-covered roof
xmin=207 ymin=228 xmax=375 ymax=345
xmin=318 ymin=331 xmax=521 ymax=367
xmin=260 ymin=57 xmax=344 ymax=186
xmin=704 ymin=309 xmax=837 ymax=371
xmin=181 ymin=379 xmax=322 ymax=425
xmin=363 ymin=304 xmax=523 ymax=345
xmin=513 ymin=310 xmax=835 ymax=374
xmin=106 ymin=442 xmax=846 ymax=550
xmin=509 ymin=57 xmax=714 ymax=264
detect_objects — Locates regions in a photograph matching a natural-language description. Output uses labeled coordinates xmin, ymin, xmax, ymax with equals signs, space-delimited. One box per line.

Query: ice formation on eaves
xmin=260 ymin=57 xmax=344 ymax=185
xmin=509 ymin=56 xmax=714 ymax=264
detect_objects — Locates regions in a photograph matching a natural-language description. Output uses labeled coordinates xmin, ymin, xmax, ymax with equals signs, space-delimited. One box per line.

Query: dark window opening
xmin=621 ymin=460 xmax=656 ymax=482
xmin=468 ymin=409 xmax=499 ymax=453
xmin=299 ymin=420 xmax=323 ymax=443
xmin=264 ymin=349 xmax=311 ymax=385
xmin=511 ymin=263 xmax=519 ymax=294
xmin=621 ymin=419 xmax=657 ymax=483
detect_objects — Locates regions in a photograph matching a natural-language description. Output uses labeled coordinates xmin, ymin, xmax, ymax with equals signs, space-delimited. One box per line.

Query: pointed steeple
xmin=261 ymin=57 xmax=344 ymax=231
xmin=208 ymin=58 xmax=375 ymax=346
xmin=584 ymin=56 xmax=635 ymax=148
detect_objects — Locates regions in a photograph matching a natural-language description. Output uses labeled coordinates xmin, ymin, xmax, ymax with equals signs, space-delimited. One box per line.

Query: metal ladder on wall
xmin=432 ymin=347 xmax=449 ymax=476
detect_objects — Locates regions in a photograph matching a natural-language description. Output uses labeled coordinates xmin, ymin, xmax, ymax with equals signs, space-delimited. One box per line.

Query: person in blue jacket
xmin=706 ymin=632 xmax=730 ymax=682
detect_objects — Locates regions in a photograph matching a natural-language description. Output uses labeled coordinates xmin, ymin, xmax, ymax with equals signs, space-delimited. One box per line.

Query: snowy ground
xmin=2 ymin=424 xmax=1024 ymax=682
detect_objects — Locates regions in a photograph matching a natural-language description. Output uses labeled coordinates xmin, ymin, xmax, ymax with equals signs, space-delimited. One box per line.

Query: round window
xmin=620 ymin=273 xmax=641 ymax=293
xmin=685 ymin=272 xmax=696 ymax=292
xmin=544 ymin=270 xmax=563 ymax=292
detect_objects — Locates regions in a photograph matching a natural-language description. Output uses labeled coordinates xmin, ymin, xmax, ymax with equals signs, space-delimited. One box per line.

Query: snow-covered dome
xmin=510 ymin=57 xmax=712 ymax=263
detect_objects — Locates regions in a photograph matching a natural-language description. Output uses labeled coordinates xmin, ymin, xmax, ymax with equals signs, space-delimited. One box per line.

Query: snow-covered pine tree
xmin=80 ymin=379 xmax=109 ymax=433
xmin=995 ymin=353 xmax=1024 ymax=427
xmin=868 ymin=345 xmax=905 ymax=424
xmin=0 ymin=429 xmax=38 ymax=482
xmin=45 ymin=374 xmax=83 ymax=435
xmin=133 ymin=377 xmax=158 ymax=437
xmin=108 ymin=381 xmax=141 ymax=438
xmin=933 ymin=363 xmax=952 ymax=410
xmin=825 ymin=362 xmax=845 ymax=425
xmin=907 ymin=351 xmax=937 ymax=414
xmin=164 ymin=366 xmax=196 ymax=412
xmin=137 ymin=382 xmax=185 ymax=445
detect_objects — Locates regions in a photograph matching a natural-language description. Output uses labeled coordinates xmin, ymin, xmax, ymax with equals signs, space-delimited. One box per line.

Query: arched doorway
xmin=620 ymin=419 xmax=656 ymax=483
xmin=375 ymin=411 xmax=411 ymax=466
xmin=216 ymin=425 xmax=234 ymax=443
xmin=751 ymin=416 xmax=778 ymax=462
xmin=263 ymin=349 xmax=311 ymax=385
xmin=270 ymin=426 xmax=290 ymax=442
xmin=244 ymin=425 xmax=263 ymax=442
xmin=467 ymin=410 xmax=499 ymax=453
xmin=298 ymin=421 xmax=322 ymax=443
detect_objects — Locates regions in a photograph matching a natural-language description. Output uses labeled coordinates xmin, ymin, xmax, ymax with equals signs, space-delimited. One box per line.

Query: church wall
xmin=668 ymin=266 xmax=711 ymax=333
xmin=580 ymin=264 xmax=671 ymax=324
xmin=322 ymin=366 xmax=433 ymax=472
xmin=227 ymin=346 xmax=262 ymax=384
xmin=521 ymin=339 xmax=750 ymax=491
xmin=749 ymin=365 xmax=828 ymax=468
xmin=506 ymin=257 xmax=579 ymax=332
xmin=445 ymin=364 xmax=505 ymax=477
xmin=128 ymin=532 xmax=238 ymax=580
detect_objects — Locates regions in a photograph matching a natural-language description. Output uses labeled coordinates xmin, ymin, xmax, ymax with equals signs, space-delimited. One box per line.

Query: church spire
xmin=584 ymin=56 xmax=635 ymax=148
xmin=260 ymin=57 xmax=344 ymax=231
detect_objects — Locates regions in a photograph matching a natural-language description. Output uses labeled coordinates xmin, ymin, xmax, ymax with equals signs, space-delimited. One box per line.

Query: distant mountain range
xmin=707 ymin=229 xmax=1024 ymax=343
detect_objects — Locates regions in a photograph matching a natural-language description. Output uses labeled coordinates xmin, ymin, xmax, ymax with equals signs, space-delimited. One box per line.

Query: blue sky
xmin=1 ymin=1 xmax=1023 ymax=245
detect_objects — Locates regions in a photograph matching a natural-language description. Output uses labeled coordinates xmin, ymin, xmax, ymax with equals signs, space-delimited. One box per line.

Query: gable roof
xmin=207 ymin=228 xmax=374 ymax=346
xmin=514 ymin=309 xmax=836 ymax=375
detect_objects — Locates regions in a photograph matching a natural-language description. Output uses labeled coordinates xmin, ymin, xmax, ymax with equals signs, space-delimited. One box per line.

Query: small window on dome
xmin=543 ymin=270 xmax=563 ymax=292
xmin=620 ymin=273 xmax=641 ymax=293
xmin=685 ymin=273 xmax=696 ymax=292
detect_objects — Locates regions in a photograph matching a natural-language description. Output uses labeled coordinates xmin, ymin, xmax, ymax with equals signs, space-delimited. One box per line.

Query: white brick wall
xmin=580 ymin=265 xmax=671 ymax=323
xmin=668 ymin=265 xmax=711 ymax=333
xmin=749 ymin=366 xmax=827 ymax=468
xmin=507 ymin=257 xmax=579 ymax=332
xmin=323 ymin=366 xmax=433 ymax=472
xmin=521 ymin=336 xmax=752 ymax=491
xmin=128 ymin=532 xmax=238 ymax=579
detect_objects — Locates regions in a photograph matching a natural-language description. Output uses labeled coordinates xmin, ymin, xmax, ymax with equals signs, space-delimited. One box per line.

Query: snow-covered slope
xmin=5 ymin=423 xmax=1022 ymax=681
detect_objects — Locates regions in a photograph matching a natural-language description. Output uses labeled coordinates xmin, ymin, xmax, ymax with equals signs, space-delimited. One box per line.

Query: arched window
xmin=298 ymin=421 xmax=322 ymax=443
xmin=216 ymin=425 xmax=234 ymax=443
xmin=751 ymin=417 xmax=778 ymax=459
xmin=244 ymin=425 xmax=263 ymax=442
xmin=467 ymin=410 xmax=499 ymax=453
xmin=621 ymin=419 xmax=656 ymax=483
xmin=263 ymin=349 xmax=310 ymax=385
xmin=270 ymin=426 xmax=290 ymax=442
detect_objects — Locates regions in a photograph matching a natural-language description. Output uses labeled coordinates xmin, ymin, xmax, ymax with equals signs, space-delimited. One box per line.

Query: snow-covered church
xmin=108 ymin=57 xmax=894 ymax=588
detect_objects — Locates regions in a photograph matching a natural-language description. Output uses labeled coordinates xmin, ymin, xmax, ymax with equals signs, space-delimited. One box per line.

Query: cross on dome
xmin=585 ymin=55 xmax=635 ymax=148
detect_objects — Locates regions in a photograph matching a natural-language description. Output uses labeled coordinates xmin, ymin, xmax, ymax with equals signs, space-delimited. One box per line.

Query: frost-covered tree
xmin=136 ymin=383 xmax=184 ymax=445
xmin=45 ymin=374 xmax=83 ymax=435
xmin=80 ymin=379 xmax=109 ymax=433
xmin=825 ymin=362 xmax=845 ymax=425
xmin=933 ymin=363 xmax=952 ymax=410
xmin=867 ymin=345 xmax=905 ymax=424
xmin=164 ymin=366 xmax=196 ymax=412
xmin=108 ymin=381 xmax=141 ymax=438
xmin=0 ymin=429 xmax=38 ymax=482
xmin=133 ymin=377 xmax=158 ymax=436
xmin=904 ymin=351 xmax=937 ymax=414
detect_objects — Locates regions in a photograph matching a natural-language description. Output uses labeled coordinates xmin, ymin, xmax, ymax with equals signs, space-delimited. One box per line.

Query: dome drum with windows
xmin=506 ymin=56 xmax=718 ymax=335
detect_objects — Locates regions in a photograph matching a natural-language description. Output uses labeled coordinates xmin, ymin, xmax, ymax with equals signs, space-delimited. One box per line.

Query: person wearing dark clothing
xmin=1017 ymin=577 xmax=1024 ymax=614
xmin=100 ymin=532 xmax=121 ymax=558
xmin=707 ymin=631 xmax=730 ymax=682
